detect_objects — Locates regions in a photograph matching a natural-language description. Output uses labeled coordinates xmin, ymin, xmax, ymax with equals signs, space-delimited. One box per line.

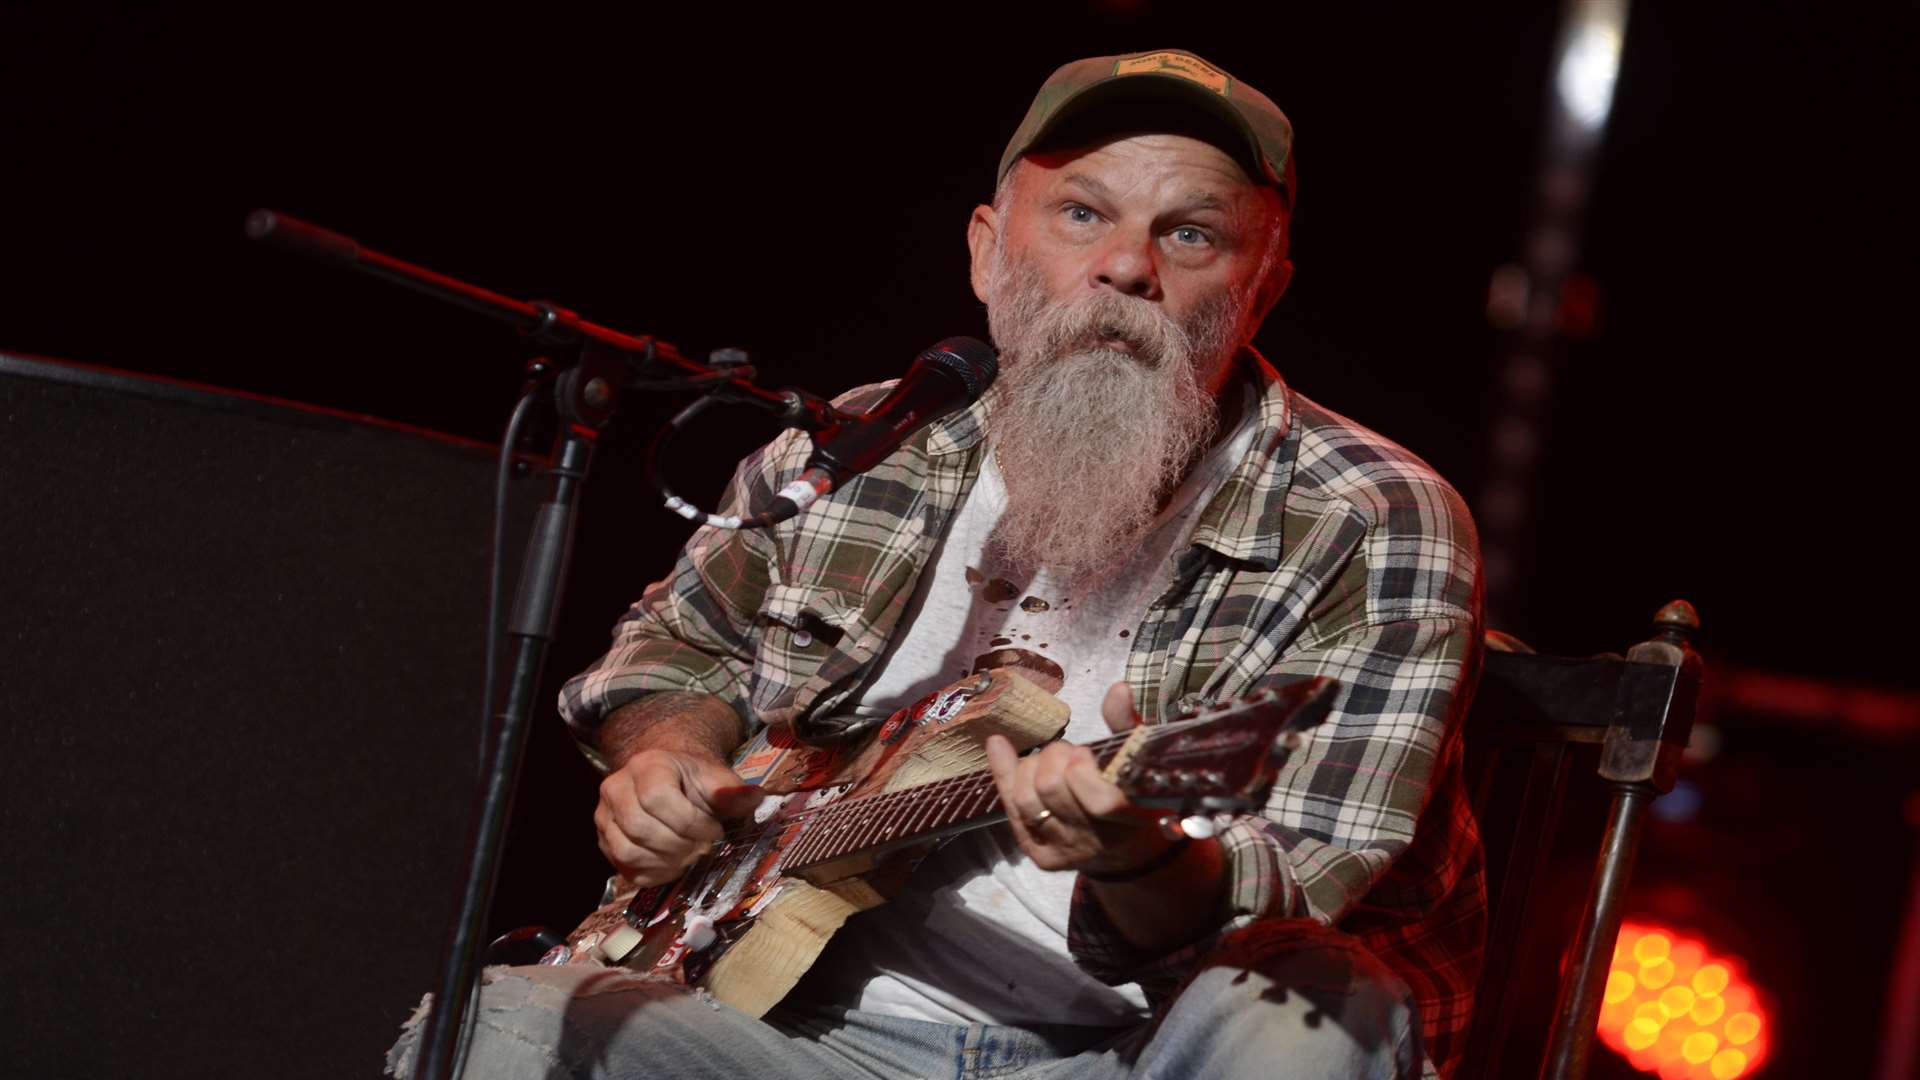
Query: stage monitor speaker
xmin=0 ymin=352 xmax=535 ymax=1079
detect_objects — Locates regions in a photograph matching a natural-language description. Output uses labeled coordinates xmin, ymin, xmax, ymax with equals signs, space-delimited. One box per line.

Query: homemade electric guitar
xmin=558 ymin=668 xmax=1336 ymax=1016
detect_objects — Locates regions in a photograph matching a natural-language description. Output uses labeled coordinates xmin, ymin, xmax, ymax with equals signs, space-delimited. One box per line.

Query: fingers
xmin=1101 ymin=681 xmax=1143 ymax=735
xmin=594 ymin=799 xmax=693 ymax=882
xmin=1062 ymin=753 xmax=1129 ymax=819
xmin=1029 ymin=742 xmax=1097 ymax=833
xmin=681 ymin=757 xmax=763 ymax=820
xmin=593 ymin=799 xmax=683 ymax=882
xmin=985 ymin=734 xmax=1020 ymax=794
xmin=988 ymin=732 xmax=1142 ymax=872
xmin=595 ymin=751 xmax=743 ymax=883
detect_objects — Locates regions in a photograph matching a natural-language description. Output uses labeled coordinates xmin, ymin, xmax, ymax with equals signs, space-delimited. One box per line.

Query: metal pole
xmin=1542 ymin=782 xmax=1652 ymax=1080
xmin=414 ymin=427 xmax=596 ymax=1080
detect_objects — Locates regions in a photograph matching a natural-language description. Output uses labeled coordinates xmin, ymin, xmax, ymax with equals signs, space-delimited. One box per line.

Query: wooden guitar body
xmin=563 ymin=668 xmax=1071 ymax=1016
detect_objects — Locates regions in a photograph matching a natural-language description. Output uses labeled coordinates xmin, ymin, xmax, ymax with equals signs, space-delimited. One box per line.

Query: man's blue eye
xmin=1172 ymin=227 xmax=1209 ymax=245
xmin=1066 ymin=206 xmax=1096 ymax=223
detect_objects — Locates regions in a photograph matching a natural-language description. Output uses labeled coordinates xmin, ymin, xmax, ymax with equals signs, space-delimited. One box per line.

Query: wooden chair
xmin=1459 ymin=601 xmax=1704 ymax=1080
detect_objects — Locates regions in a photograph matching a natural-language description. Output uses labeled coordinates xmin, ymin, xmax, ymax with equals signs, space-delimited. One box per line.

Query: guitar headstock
xmin=1102 ymin=677 xmax=1336 ymax=815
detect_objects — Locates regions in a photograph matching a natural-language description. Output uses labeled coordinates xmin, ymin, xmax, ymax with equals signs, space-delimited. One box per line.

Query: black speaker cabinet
xmin=0 ymin=353 xmax=533 ymax=1078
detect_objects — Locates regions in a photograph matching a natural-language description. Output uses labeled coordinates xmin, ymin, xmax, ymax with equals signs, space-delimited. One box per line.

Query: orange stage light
xmin=1595 ymin=921 xmax=1773 ymax=1078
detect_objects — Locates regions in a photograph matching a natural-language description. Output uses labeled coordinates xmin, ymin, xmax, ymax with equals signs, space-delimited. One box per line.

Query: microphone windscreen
xmin=919 ymin=336 xmax=998 ymax=400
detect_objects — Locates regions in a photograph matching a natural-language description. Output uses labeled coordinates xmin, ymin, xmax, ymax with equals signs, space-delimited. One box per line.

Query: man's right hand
xmin=593 ymin=749 xmax=762 ymax=885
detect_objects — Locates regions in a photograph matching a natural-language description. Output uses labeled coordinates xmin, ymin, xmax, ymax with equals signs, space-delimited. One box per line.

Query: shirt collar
xmin=927 ymin=394 xmax=990 ymax=457
xmin=1186 ymin=348 xmax=1297 ymax=569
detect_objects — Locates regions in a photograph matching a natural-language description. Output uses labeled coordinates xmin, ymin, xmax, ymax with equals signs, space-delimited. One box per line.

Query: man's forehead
xmin=1020 ymin=135 xmax=1274 ymax=209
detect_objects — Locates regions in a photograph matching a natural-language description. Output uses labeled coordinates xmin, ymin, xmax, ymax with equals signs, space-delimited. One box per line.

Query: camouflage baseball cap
xmin=999 ymin=49 xmax=1294 ymax=205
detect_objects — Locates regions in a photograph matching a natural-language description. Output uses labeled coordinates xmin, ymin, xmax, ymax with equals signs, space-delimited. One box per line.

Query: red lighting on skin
xmin=1597 ymin=921 xmax=1772 ymax=1079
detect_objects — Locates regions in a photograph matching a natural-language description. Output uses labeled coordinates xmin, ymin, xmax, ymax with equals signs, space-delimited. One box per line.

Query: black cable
xmin=483 ymin=391 xmax=538 ymax=771
xmin=645 ymin=391 xmax=822 ymax=532
xmin=445 ymin=389 xmax=538 ymax=1079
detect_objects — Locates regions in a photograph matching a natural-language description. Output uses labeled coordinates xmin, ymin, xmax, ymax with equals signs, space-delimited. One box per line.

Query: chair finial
xmin=1653 ymin=600 xmax=1700 ymax=642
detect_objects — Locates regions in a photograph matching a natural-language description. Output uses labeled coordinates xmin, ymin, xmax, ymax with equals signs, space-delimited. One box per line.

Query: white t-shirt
xmin=807 ymin=406 xmax=1257 ymax=1028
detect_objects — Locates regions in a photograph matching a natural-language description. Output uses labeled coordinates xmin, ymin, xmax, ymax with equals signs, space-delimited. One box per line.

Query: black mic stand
xmin=245 ymin=210 xmax=842 ymax=1080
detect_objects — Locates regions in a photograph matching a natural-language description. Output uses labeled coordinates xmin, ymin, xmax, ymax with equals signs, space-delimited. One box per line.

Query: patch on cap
xmin=1113 ymin=52 xmax=1231 ymax=96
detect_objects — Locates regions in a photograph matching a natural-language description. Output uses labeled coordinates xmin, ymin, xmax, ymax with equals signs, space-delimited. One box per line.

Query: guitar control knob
xmin=1201 ymin=770 xmax=1226 ymax=787
xmin=682 ymin=914 xmax=718 ymax=952
xmin=1145 ymin=769 xmax=1169 ymax=792
xmin=1173 ymin=770 xmax=1196 ymax=790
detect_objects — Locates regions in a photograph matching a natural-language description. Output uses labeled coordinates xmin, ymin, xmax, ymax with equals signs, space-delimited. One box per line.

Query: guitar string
xmin=707 ymin=705 xmax=1243 ymax=854
xmin=717 ymin=727 xmax=1129 ymax=852
xmin=633 ymin=701 xmax=1294 ymax=920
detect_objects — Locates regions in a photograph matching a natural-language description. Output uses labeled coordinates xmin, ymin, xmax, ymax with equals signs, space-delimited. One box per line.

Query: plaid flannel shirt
xmin=559 ymin=352 xmax=1486 ymax=1079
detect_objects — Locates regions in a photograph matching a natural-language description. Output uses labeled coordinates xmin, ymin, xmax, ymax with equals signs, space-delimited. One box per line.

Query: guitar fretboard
xmin=775 ymin=729 xmax=1135 ymax=873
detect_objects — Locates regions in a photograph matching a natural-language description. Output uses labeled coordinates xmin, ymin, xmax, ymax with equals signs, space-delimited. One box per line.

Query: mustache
xmin=1032 ymin=291 xmax=1191 ymax=366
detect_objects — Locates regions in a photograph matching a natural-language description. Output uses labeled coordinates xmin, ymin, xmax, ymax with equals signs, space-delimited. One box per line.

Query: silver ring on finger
xmin=1026 ymin=808 xmax=1055 ymax=831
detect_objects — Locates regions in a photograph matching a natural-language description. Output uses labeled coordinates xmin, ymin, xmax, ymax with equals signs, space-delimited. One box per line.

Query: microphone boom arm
xmin=244 ymin=209 xmax=837 ymax=432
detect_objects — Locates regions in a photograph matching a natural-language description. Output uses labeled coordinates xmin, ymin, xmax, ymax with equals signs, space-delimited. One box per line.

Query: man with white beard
xmin=390 ymin=49 xmax=1485 ymax=1080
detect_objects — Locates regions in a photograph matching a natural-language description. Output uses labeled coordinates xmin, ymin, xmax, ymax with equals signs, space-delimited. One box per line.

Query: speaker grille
xmin=1 ymin=353 xmax=526 ymax=1078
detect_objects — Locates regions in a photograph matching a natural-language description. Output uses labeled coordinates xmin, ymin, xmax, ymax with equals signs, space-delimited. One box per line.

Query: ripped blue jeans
xmin=386 ymin=921 xmax=1427 ymax=1079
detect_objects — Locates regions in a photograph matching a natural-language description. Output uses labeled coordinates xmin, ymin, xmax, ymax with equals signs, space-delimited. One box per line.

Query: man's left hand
xmin=984 ymin=681 xmax=1179 ymax=875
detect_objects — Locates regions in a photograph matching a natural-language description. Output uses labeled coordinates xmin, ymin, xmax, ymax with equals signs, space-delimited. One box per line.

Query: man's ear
xmin=967 ymin=203 xmax=1000 ymax=305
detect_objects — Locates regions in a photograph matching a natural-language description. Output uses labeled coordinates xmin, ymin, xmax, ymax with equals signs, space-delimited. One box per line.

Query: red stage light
xmin=1597 ymin=921 xmax=1773 ymax=1078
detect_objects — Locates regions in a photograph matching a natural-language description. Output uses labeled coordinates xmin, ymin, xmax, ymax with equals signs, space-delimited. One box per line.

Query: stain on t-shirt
xmin=972 ymin=647 xmax=1065 ymax=693
xmin=982 ymin=578 xmax=1020 ymax=603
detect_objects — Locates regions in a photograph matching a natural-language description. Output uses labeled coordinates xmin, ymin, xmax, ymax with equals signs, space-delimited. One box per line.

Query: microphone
xmin=811 ymin=337 xmax=998 ymax=479
xmin=764 ymin=336 xmax=998 ymax=524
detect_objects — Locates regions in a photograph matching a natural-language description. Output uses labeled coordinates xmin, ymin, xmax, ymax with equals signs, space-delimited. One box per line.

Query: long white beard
xmin=981 ymin=256 xmax=1246 ymax=588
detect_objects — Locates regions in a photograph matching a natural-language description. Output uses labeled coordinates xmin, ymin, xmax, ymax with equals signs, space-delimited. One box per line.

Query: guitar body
xmin=558 ymin=669 xmax=1335 ymax=1019
xmin=563 ymin=668 xmax=1072 ymax=1017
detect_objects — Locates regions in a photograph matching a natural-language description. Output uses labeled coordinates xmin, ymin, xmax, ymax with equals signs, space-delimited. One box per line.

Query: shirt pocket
xmin=749 ymin=583 xmax=863 ymax=717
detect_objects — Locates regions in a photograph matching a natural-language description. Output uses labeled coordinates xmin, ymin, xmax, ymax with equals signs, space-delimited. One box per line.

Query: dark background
xmin=4 ymin=2 xmax=1915 ymax=1076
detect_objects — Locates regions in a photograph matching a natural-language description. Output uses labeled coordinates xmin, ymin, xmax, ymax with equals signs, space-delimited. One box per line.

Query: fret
xmin=942 ymin=775 xmax=983 ymax=828
xmin=775 ymin=813 xmax=819 ymax=870
xmin=959 ymin=774 xmax=999 ymax=823
xmin=787 ymin=800 xmax=847 ymax=867
xmin=898 ymin=775 xmax=952 ymax=839
xmin=877 ymin=791 xmax=919 ymax=845
xmin=941 ymin=777 xmax=978 ymax=827
xmin=777 ymin=714 xmax=1197 ymax=872
xmin=821 ymin=800 xmax=867 ymax=864
xmin=840 ymin=792 xmax=897 ymax=857
xmin=844 ymin=792 xmax=896 ymax=857
xmin=815 ymin=799 xmax=862 ymax=863
xmin=928 ymin=774 xmax=979 ymax=833
xmin=921 ymin=777 xmax=966 ymax=833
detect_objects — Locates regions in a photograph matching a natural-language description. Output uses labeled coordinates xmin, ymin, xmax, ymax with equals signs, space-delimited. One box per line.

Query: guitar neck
xmin=777 ymin=731 xmax=1131 ymax=874
xmin=769 ymin=679 xmax=1331 ymax=879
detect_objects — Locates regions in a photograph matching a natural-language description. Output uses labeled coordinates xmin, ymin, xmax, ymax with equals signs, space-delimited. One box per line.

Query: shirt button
xmin=1174 ymin=692 xmax=1208 ymax=716
xmin=792 ymin=630 xmax=813 ymax=648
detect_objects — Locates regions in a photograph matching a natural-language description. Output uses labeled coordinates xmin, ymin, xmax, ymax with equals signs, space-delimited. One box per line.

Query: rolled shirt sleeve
xmin=555 ymin=426 xmax=814 ymax=761
xmin=1068 ymin=611 xmax=1480 ymax=994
